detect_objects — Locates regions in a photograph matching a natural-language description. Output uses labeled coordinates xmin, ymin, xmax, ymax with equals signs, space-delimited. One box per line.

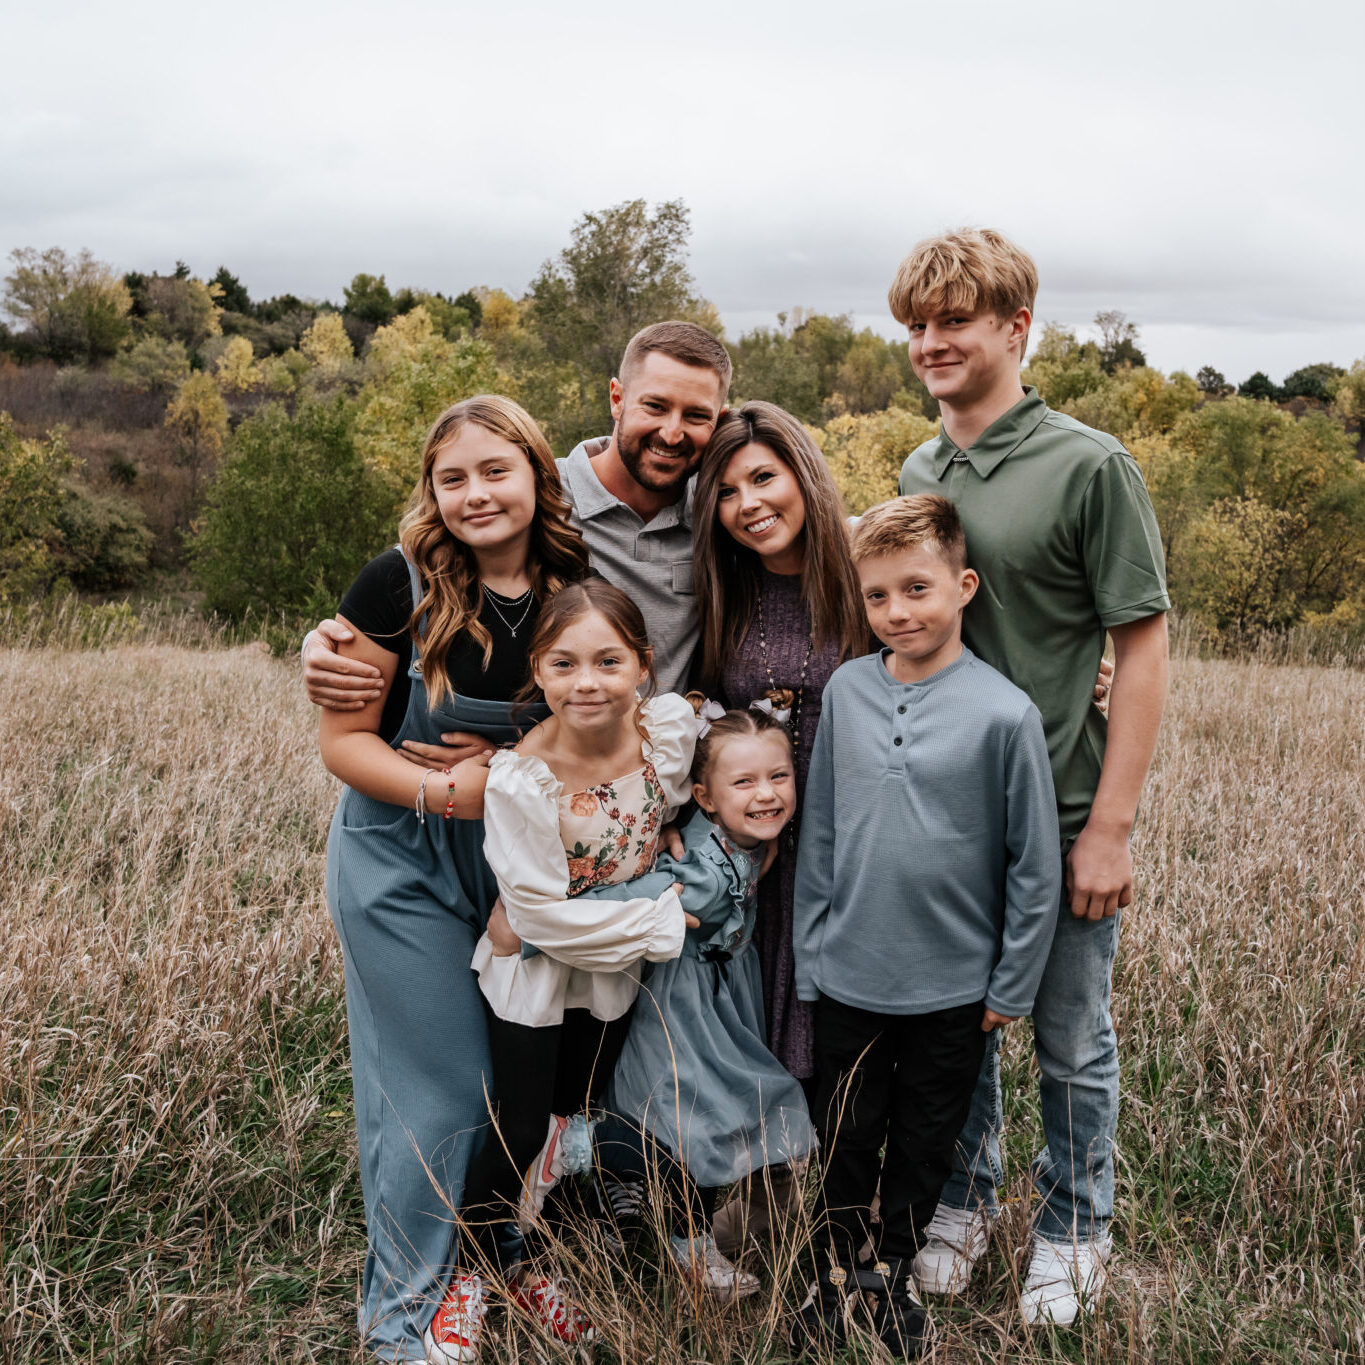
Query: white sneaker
xmin=668 ymin=1233 xmax=760 ymax=1301
xmin=1020 ymin=1235 xmax=1112 ymax=1326
xmin=912 ymin=1202 xmax=998 ymax=1295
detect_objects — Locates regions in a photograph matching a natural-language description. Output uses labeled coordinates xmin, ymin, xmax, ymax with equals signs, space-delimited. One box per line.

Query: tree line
xmin=2 ymin=200 xmax=1363 ymax=649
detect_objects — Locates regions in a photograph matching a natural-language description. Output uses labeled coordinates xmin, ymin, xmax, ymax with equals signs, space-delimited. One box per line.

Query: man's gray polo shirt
xmin=557 ymin=438 xmax=698 ymax=695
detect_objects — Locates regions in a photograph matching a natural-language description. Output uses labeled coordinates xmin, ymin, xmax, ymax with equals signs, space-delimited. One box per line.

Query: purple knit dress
xmin=719 ymin=568 xmax=846 ymax=1081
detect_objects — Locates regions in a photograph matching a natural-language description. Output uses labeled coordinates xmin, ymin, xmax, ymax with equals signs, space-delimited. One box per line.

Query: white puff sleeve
xmin=473 ymin=749 xmax=685 ymax=1024
xmin=639 ymin=691 xmax=698 ymax=816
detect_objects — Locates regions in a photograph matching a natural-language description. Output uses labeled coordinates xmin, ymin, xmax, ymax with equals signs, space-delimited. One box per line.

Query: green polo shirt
xmin=897 ymin=387 xmax=1169 ymax=845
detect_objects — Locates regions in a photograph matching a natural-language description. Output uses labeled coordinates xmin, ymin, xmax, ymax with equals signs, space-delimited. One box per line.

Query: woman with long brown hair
xmin=318 ymin=395 xmax=590 ymax=1363
xmin=691 ymin=400 xmax=868 ymax=1245
xmin=693 ymin=401 xmax=867 ymax=1078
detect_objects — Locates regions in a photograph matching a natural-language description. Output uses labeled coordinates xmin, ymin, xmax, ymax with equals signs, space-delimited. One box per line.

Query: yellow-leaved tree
xmin=811 ymin=408 xmax=939 ymax=515
xmin=354 ymin=306 xmax=508 ymax=511
xmin=165 ymin=372 xmax=229 ymax=517
xmin=213 ymin=336 xmax=263 ymax=394
xmin=300 ymin=313 xmax=356 ymax=380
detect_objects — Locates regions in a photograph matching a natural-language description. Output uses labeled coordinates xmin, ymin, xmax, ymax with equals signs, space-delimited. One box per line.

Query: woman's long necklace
xmin=482 ymin=583 xmax=535 ymax=638
xmin=755 ymin=589 xmax=814 ymax=853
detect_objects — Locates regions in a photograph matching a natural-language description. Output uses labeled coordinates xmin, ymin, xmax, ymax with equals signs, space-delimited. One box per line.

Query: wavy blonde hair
xmin=692 ymin=401 xmax=867 ymax=686
xmin=398 ymin=395 xmax=589 ymax=709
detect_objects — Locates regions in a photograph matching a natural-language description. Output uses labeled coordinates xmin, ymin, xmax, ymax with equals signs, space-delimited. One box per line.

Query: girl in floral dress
xmin=463 ymin=579 xmax=695 ymax=1335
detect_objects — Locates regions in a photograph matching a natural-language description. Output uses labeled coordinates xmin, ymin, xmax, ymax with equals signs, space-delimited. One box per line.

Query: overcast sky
xmin=4 ymin=0 xmax=1362 ymax=384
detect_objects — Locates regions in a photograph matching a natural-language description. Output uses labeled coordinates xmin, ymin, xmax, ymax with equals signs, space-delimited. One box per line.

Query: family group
xmin=304 ymin=227 xmax=1171 ymax=1362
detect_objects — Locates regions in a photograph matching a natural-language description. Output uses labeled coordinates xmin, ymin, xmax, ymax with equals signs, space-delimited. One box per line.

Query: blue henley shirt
xmin=793 ymin=647 xmax=1061 ymax=1018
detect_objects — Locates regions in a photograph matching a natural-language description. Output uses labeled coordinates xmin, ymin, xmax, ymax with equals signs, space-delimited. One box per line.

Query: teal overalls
xmin=324 ymin=555 xmax=545 ymax=1360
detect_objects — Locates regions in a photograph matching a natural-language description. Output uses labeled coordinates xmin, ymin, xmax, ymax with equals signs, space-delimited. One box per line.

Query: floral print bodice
xmin=559 ymin=761 xmax=666 ymax=895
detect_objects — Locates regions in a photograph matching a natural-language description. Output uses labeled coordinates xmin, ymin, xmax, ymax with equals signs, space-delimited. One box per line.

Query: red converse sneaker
xmin=423 ymin=1273 xmax=488 ymax=1364
xmin=509 ymin=1272 xmax=596 ymax=1345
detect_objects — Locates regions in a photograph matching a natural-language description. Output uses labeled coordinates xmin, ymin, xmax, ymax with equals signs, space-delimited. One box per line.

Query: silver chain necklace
xmin=482 ymin=584 xmax=535 ymax=638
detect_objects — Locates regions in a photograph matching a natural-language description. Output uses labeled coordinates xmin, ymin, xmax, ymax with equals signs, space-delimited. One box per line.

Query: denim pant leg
xmin=328 ymin=882 xmax=492 ymax=1361
xmin=936 ymin=1025 xmax=1003 ymax=1215
xmin=1030 ymin=906 xmax=1121 ymax=1243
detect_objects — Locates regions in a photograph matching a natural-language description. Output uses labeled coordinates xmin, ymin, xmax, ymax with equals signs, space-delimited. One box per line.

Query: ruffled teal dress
xmin=582 ymin=809 xmax=816 ymax=1187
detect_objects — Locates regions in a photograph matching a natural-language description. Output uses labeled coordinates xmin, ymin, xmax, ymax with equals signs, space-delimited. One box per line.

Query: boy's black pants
xmin=813 ymin=992 xmax=988 ymax=1267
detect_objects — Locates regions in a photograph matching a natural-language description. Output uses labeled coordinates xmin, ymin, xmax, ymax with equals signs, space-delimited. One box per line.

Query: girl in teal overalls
xmin=319 ymin=395 xmax=589 ymax=1364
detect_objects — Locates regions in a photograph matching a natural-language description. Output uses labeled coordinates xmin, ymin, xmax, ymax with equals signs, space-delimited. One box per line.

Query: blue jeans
xmin=940 ymin=899 xmax=1121 ymax=1244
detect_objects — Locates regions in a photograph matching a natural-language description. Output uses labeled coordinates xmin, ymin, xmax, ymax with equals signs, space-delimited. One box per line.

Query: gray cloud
xmin=2 ymin=0 xmax=1361 ymax=385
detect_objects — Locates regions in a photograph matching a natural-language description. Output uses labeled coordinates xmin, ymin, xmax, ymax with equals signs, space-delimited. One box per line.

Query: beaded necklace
xmin=755 ymin=589 xmax=814 ymax=852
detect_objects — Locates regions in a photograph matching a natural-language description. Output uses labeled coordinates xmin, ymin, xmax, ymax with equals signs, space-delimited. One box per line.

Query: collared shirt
xmin=793 ymin=648 xmax=1060 ymax=1017
xmin=897 ymin=387 xmax=1170 ymax=844
xmin=558 ymin=438 xmax=699 ymax=694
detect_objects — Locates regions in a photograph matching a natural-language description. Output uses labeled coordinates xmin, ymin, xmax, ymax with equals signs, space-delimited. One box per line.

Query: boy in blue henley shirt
xmin=790 ymin=495 xmax=1059 ymax=1358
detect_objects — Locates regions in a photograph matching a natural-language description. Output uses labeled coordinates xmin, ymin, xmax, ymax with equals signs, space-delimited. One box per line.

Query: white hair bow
xmin=750 ymin=696 xmax=792 ymax=726
xmin=694 ymin=697 xmax=726 ymax=738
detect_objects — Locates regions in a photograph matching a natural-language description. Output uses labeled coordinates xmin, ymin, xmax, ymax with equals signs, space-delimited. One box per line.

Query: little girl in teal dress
xmin=579 ymin=705 xmax=816 ymax=1291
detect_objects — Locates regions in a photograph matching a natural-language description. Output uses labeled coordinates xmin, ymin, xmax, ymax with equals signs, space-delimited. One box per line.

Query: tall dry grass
xmin=1 ymin=639 xmax=1362 ymax=1363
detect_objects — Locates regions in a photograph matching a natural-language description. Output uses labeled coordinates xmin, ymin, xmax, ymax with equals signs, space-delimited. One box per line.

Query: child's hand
xmin=668 ymin=883 xmax=700 ymax=929
xmin=982 ymin=1007 xmax=1017 ymax=1032
xmin=486 ymin=898 xmax=522 ymax=956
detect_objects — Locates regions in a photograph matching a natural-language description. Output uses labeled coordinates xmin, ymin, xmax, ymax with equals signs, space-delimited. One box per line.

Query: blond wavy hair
xmin=887 ymin=227 xmax=1038 ymax=326
xmin=398 ymin=395 xmax=589 ymax=709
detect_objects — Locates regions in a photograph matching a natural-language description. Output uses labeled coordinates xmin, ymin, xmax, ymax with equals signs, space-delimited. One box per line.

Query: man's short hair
xmin=619 ymin=321 xmax=732 ymax=395
xmin=850 ymin=494 xmax=968 ymax=572
xmin=887 ymin=228 xmax=1038 ymax=326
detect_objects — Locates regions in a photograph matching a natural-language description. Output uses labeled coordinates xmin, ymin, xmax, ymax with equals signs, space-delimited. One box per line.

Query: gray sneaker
xmin=668 ymin=1232 xmax=760 ymax=1300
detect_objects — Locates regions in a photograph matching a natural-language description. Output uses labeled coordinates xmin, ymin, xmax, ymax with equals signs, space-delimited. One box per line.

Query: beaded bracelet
xmin=441 ymin=767 xmax=456 ymax=819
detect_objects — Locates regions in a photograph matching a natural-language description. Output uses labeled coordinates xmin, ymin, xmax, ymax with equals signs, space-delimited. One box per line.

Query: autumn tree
xmin=2 ymin=247 xmax=133 ymax=363
xmin=111 ymin=335 xmax=191 ymax=394
xmin=344 ymin=273 xmax=397 ymax=327
xmin=165 ymin=371 xmax=229 ymax=516
xmin=527 ymin=199 xmax=717 ymax=437
xmin=1280 ymin=362 xmax=1343 ymax=403
xmin=813 ymin=407 xmax=939 ymax=514
xmin=299 ymin=313 xmax=356 ymax=381
xmin=1093 ymin=310 xmax=1146 ymax=373
xmin=129 ymin=270 xmax=223 ymax=357
xmin=354 ymin=307 xmax=505 ymax=508
xmin=191 ymin=397 xmax=389 ymax=621
xmin=1023 ymin=323 xmax=1107 ymax=406
xmin=213 ymin=335 xmax=263 ymax=394
xmin=1196 ymin=366 xmax=1230 ymax=396
xmin=1330 ymin=359 xmax=1365 ymax=430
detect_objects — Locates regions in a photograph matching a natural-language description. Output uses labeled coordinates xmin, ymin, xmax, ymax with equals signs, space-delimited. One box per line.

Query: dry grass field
xmin=1 ymin=633 xmax=1362 ymax=1363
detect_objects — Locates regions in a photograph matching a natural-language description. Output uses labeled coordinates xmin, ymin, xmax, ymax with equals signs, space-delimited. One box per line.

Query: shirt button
xmin=893 ymin=737 xmax=903 ymax=746
xmin=897 ymin=704 xmax=906 ymax=714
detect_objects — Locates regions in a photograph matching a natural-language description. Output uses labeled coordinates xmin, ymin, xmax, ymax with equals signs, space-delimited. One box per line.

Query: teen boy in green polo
xmin=892 ymin=228 xmax=1170 ymax=1326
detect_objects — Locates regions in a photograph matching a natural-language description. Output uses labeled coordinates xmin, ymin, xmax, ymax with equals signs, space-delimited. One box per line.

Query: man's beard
xmin=617 ymin=428 xmax=699 ymax=494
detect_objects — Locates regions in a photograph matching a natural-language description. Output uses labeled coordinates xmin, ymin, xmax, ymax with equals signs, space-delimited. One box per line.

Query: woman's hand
xmin=487 ymin=898 xmax=522 ymax=956
xmin=982 ymin=1007 xmax=1018 ymax=1032
xmin=1094 ymin=656 xmax=1114 ymax=715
